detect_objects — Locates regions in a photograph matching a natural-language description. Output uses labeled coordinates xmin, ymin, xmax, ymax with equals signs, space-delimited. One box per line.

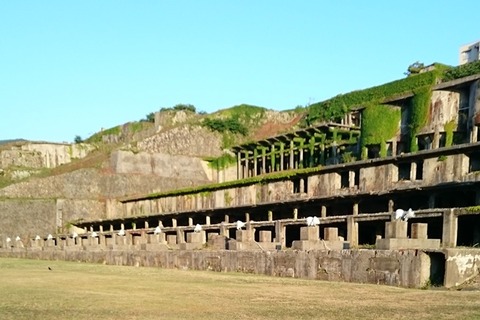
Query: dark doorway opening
xmin=428 ymin=252 xmax=445 ymax=287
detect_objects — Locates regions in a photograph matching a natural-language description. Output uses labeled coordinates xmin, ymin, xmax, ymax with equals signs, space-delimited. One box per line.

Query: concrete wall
xmin=0 ymin=248 xmax=430 ymax=288
xmin=444 ymin=248 xmax=480 ymax=288
xmin=0 ymin=199 xmax=57 ymax=238
xmin=138 ymin=125 xmax=223 ymax=158
xmin=111 ymin=150 xmax=210 ymax=182
xmin=420 ymin=90 xmax=461 ymax=134
xmin=123 ymin=151 xmax=479 ymax=217
xmin=0 ymin=143 xmax=94 ymax=169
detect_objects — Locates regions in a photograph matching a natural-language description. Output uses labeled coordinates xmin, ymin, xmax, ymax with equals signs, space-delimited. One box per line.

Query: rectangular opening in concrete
xmin=427 ymin=252 xmax=445 ymax=287
xmin=354 ymin=168 xmax=360 ymax=187
xmin=468 ymin=152 xmax=480 ymax=173
xmin=358 ymin=220 xmax=385 ymax=245
xmin=457 ymin=215 xmax=480 ymax=247
xmin=397 ymin=162 xmax=411 ymax=181
xmin=285 ymin=225 xmax=302 ymax=248
xmin=415 ymin=160 xmax=423 ymax=180
xmin=340 ymin=171 xmax=349 ymax=188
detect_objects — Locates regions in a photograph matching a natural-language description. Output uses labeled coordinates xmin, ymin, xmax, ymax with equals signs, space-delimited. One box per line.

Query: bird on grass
xmin=118 ymin=229 xmax=126 ymax=236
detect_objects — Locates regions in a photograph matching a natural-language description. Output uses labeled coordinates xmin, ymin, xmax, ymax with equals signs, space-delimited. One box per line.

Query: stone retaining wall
xmin=0 ymin=248 xmax=430 ymax=288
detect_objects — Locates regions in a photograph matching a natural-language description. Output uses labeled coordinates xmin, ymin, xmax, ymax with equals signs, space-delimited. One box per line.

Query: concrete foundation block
xmin=300 ymin=226 xmax=319 ymax=241
xmin=259 ymin=231 xmax=272 ymax=243
xmin=411 ymin=223 xmax=428 ymax=239
xmin=208 ymin=235 xmax=227 ymax=250
xmin=236 ymin=229 xmax=254 ymax=242
xmin=292 ymin=239 xmax=345 ymax=251
xmin=144 ymin=243 xmax=170 ymax=251
xmin=148 ymin=233 xmax=166 ymax=244
xmin=167 ymin=235 xmax=177 ymax=245
xmin=187 ymin=231 xmax=205 ymax=244
xmin=375 ymin=238 xmax=441 ymax=250
xmin=179 ymin=242 xmax=204 ymax=250
xmin=386 ymin=220 xmax=408 ymax=239
xmin=324 ymin=227 xmax=338 ymax=241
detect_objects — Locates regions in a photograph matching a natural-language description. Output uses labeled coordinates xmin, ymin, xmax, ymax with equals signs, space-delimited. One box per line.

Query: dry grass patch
xmin=0 ymin=258 xmax=479 ymax=320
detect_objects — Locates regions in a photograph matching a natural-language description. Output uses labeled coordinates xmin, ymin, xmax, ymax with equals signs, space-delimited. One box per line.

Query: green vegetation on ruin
xmin=360 ymin=104 xmax=401 ymax=158
xmin=409 ymin=86 xmax=432 ymax=152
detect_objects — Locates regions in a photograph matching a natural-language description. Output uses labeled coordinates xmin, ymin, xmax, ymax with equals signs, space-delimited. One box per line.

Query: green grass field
xmin=0 ymin=258 xmax=479 ymax=320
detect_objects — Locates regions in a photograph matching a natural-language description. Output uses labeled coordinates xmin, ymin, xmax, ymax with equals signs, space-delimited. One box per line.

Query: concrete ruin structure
xmin=3 ymin=52 xmax=480 ymax=289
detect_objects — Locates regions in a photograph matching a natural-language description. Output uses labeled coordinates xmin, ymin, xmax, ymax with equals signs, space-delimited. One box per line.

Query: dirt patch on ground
xmin=252 ymin=114 xmax=303 ymax=141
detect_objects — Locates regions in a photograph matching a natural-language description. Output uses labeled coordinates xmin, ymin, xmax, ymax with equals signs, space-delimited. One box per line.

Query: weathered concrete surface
xmin=111 ymin=150 xmax=211 ymax=182
xmin=0 ymin=142 xmax=94 ymax=169
xmin=0 ymin=199 xmax=57 ymax=239
xmin=444 ymin=249 xmax=480 ymax=288
xmin=0 ymin=248 xmax=430 ymax=288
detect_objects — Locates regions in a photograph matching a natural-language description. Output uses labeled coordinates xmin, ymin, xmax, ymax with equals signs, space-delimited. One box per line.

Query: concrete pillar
xmin=259 ymin=231 xmax=272 ymax=242
xmin=224 ymin=214 xmax=229 ymax=223
xmin=299 ymin=148 xmax=304 ymax=169
xmin=386 ymin=220 xmax=408 ymax=239
xmin=245 ymin=212 xmax=250 ymax=222
xmin=110 ymin=224 xmax=114 ymax=232
xmin=324 ymin=227 xmax=338 ymax=241
xmin=411 ymin=223 xmax=428 ymax=239
xmin=188 ymin=217 xmax=193 ymax=227
xmin=176 ymin=228 xmax=185 ymax=244
xmin=391 ymin=140 xmax=397 ymax=156
xmin=253 ymin=149 xmax=258 ymax=176
xmin=411 ymin=162 xmax=417 ymax=180
xmin=299 ymin=178 xmax=305 ymax=193
xmin=388 ymin=199 xmax=394 ymax=214
xmin=274 ymin=220 xmax=285 ymax=248
xmin=144 ymin=221 xmax=149 ymax=229
xmin=205 ymin=216 xmax=211 ymax=225
xmin=472 ymin=126 xmax=478 ymax=143
xmin=270 ymin=145 xmax=276 ymax=172
xmin=280 ymin=143 xmax=284 ymax=171
xmin=219 ymin=222 xmax=228 ymax=237
xmin=348 ymin=171 xmax=355 ymax=188
xmin=442 ymin=209 xmax=457 ymax=248
xmin=261 ymin=148 xmax=266 ymax=174
xmin=353 ymin=203 xmax=359 ymax=215
xmin=268 ymin=210 xmax=273 ymax=222
xmin=293 ymin=208 xmax=298 ymax=220
xmin=300 ymin=226 xmax=319 ymax=241
xmin=244 ymin=151 xmax=249 ymax=178
xmin=433 ymin=128 xmax=440 ymax=149
xmin=172 ymin=218 xmax=177 ymax=228
xmin=321 ymin=206 xmax=327 ymax=218
xmin=289 ymin=140 xmax=294 ymax=169
xmin=237 ymin=151 xmax=241 ymax=180
xmin=347 ymin=216 xmax=358 ymax=247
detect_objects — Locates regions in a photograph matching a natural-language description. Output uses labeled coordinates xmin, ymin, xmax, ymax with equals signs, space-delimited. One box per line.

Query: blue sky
xmin=1 ymin=1 xmax=480 ymax=143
